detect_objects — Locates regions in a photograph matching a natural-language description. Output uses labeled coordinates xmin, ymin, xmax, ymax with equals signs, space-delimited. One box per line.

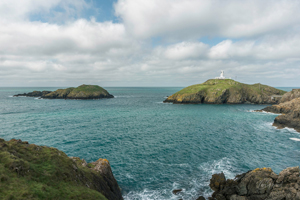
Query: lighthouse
xmin=215 ymin=70 xmax=226 ymax=79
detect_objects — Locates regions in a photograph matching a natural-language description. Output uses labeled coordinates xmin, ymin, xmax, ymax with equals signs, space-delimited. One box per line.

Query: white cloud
xmin=0 ymin=0 xmax=300 ymax=87
xmin=162 ymin=42 xmax=209 ymax=60
xmin=115 ymin=0 xmax=300 ymax=40
xmin=0 ymin=0 xmax=88 ymax=21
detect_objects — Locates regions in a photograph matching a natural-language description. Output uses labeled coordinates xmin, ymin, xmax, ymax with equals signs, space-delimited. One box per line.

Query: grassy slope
xmin=167 ymin=79 xmax=286 ymax=103
xmin=0 ymin=138 xmax=107 ymax=200
xmin=176 ymin=79 xmax=285 ymax=95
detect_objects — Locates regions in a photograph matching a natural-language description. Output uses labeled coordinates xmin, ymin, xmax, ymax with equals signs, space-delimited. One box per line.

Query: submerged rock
xmin=206 ymin=167 xmax=300 ymax=200
xmin=13 ymin=84 xmax=114 ymax=100
xmin=0 ymin=138 xmax=123 ymax=200
xmin=172 ymin=189 xmax=183 ymax=195
xmin=164 ymin=79 xmax=285 ymax=104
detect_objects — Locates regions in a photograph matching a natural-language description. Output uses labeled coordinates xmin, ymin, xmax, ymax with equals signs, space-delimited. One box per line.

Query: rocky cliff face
xmin=164 ymin=79 xmax=286 ymax=104
xmin=261 ymin=97 xmax=300 ymax=132
xmin=14 ymin=84 xmax=114 ymax=100
xmin=280 ymin=89 xmax=300 ymax=103
xmin=207 ymin=167 xmax=300 ymax=200
xmin=0 ymin=138 xmax=123 ymax=200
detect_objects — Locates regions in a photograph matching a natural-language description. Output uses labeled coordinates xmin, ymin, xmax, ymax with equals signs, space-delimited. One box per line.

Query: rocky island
xmin=164 ymin=79 xmax=286 ymax=104
xmin=14 ymin=84 xmax=114 ymax=100
xmin=0 ymin=138 xmax=123 ymax=200
xmin=259 ymin=89 xmax=300 ymax=132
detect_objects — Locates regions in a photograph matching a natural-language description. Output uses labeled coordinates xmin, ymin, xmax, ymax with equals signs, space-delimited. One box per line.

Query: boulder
xmin=207 ymin=167 xmax=300 ymax=200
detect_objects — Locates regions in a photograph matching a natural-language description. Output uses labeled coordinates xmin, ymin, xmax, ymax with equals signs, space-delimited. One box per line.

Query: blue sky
xmin=1 ymin=0 xmax=300 ymax=87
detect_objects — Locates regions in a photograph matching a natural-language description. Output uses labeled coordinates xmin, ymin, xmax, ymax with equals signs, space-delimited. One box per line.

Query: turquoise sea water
xmin=1 ymin=87 xmax=300 ymax=200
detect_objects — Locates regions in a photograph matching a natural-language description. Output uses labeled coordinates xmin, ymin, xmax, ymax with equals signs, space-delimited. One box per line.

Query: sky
xmin=1 ymin=0 xmax=300 ymax=87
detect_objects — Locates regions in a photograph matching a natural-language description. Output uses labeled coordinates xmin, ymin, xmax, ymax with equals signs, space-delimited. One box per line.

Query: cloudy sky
xmin=1 ymin=0 xmax=300 ymax=87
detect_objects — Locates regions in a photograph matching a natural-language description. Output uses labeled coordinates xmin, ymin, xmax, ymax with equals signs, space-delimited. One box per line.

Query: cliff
xmin=280 ymin=89 xmax=300 ymax=103
xmin=260 ymin=97 xmax=300 ymax=132
xmin=164 ymin=79 xmax=286 ymax=104
xmin=206 ymin=167 xmax=300 ymax=200
xmin=0 ymin=138 xmax=123 ymax=200
xmin=14 ymin=84 xmax=114 ymax=100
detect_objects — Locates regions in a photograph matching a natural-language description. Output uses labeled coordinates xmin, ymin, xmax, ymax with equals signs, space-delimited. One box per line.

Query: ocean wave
xmin=283 ymin=127 xmax=298 ymax=133
xmin=290 ymin=138 xmax=300 ymax=141
xmin=248 ymin=110 xmax=280 ymax=115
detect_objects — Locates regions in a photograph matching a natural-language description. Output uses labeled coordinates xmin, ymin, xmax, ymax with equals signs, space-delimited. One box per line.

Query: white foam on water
xmin=290 ymin=138 xmax=300 ymax=141
xmin=249 ymin=110 xmax=280 ymax=115
xmin=8 ymin=96 xmax=13 ymax=97
xmin=123 ymin=188 xmax=171 ymax=200
xmin=283 ymin=127 xmax=298 ymax=133
xmin=198 ymin=157 xmax=236 ymax=179
xmin=125 ymin=173 xmax=135 ymax=180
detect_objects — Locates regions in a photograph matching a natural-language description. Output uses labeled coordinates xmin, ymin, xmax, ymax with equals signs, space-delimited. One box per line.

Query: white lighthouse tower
xmin=215 ymin=70 xmax=226 ymax=79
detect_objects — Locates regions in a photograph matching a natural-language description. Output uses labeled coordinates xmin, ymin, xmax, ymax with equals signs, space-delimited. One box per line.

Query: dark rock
xmin=196 ymin=196 xmax=206 ymax=200
xmin=14 ymin=90 xmax=51 ymax=97
xmin=207 ymin=167 xmax=300 ymax=200
xmin=210 ymin=172 xmax=226 ymax=191
xmin=172 ymin=189 xmax=183 ymax=195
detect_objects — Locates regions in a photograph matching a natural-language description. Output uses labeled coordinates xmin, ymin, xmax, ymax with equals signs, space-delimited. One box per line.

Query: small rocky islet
xmin=14 ymin=84 xmax=114 ymax=99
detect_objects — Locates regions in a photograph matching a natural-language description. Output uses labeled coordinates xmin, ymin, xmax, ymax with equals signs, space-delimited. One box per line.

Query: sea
xmin=1 ymin=87 xmax=300 ymax=200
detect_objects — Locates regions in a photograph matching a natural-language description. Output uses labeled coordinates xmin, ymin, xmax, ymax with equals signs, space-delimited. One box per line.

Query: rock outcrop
xmin=0 ymin=138 xmax=123 ymax=200
xmin=280 ymin=89 xmax=300 ymax=103
xmin=14 ymin=84 xmax=114 ymax=100
xmin=207 ymin=167 xmax=300 ymax=200
xmin=13 ymin=90 xmax=51 ymax=97
xmin=164 ymin=79 xmax=286 ymax=104
xmin=260 ymin=97 xmax=300 ymax=132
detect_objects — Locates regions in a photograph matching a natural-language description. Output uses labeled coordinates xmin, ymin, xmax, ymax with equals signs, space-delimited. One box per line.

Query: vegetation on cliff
xmin=0 ymin=138 xmax=123 ymax=200
xmin=164 ymin=79 xmax=286 ymax=104
xmin=14 ymin=84 xmax=114 ymax=100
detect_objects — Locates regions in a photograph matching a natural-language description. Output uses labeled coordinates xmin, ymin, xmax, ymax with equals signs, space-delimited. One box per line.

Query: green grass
xmin=0 ymin=139 xmax=108 ymax=200
xmin=174 ymin=79 xmax=285 ymax=95
xmin=71 ymin=85 xmax=106 ymax=93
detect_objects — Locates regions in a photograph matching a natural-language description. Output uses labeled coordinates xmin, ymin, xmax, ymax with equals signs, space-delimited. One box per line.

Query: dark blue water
xmin=1 ymin=87 xmax=300 ymax=200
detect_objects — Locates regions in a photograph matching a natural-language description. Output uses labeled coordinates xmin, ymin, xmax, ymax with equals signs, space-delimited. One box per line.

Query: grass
xmin=0 ymin=138 xmax=108 ymax=200
xmin=174 ymin=79 xmax=285 ymax=95
xmin=71 ymin=85 xmax=107 ymax=93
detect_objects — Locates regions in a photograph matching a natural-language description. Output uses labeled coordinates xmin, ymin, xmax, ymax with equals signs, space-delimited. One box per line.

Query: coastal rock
xmin=280 ymin=89 xmax=300 ymax=103
xmin=172 ymin=189 xmax=183 ymax=195
xmin=207 ymin=167 xmax=300 ymax=200
xmin=164 ymin=79 xmax=286 ymax=104
xmin=0 ymin=138 xmax=123 ymax=200
xmin=13 ymin=90 xmax=51 ymax=97
xmin=14 ymin=84 xmax=114 ymax=100
xmin=260 ymin=97 xmax=300 ymax=132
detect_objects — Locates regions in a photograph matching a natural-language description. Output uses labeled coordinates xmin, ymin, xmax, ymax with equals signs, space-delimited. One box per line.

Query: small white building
xmin=215 ymin=70 xmax=226 ymax=79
